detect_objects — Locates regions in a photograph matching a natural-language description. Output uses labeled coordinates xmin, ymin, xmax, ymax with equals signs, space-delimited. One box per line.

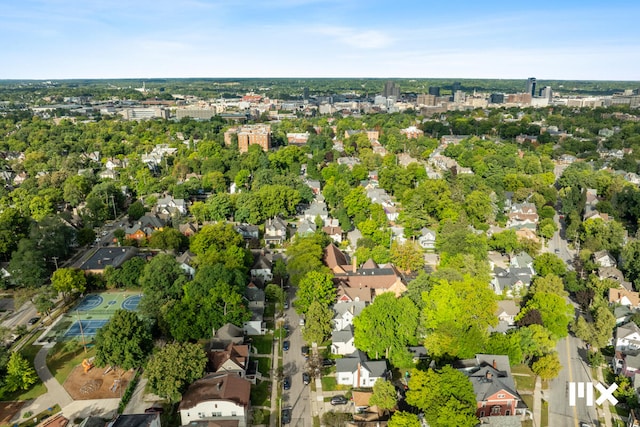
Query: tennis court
xmin=63 ymin=319 xmax=109 ymax=338
xmin=54 ymin=291 xmax=143 ymax=341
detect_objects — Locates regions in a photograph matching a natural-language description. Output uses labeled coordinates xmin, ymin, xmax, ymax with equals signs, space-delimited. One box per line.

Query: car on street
xmin=554 ymin=248 xmax=560 ymax=253
xmin=302 ymin=372 xmax=310 ymax=385
xmin=330 ymin=395 xmax=348 ymax=405
xmin=284 ymin=300 xmax=289 ymax=309
xmin=301 ymin=346 xmax=309 ymax=357
xmin=27 ymin=317 xmax=40 ymax=326
xmin=283 ymin=376 xmax=291 ymax=390
xmin=322 ymin=358 xmax=335 ymax=367
xmin=281 ymin=407 xmax=292 ymax=425
xmin=299 ymin=318 xmax=305 ymax=326
xmin=144 ymin=406 xmax=164 ymax=414
xmin=283 ymin=340 xmax=290 ymax=351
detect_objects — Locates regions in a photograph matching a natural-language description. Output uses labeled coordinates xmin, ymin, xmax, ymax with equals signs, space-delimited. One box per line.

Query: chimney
xmin=493 ymin=359 xmax=497 ymax=369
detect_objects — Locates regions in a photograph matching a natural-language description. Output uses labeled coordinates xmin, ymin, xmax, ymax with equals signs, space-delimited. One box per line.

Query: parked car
xmin=302 ymin=372 xmax=310 ymax=385
xmin=330 ymin=395 xmax=348 ymax=405
xmin=144 ymin=406 xmax=164 ymax=414
xmin=322 ymin=358 xmax=335 ymax=367
xmin=283 ymin=341 xmax=290 ymax=351
xmin=283 ymin=376 xmax=291 ymax=390
xmin=301 ymin=346 xmax=309 ymax=357
xmin=281 ymin=408 xmax=292 ymax=425
xmin=299 ymin=318 xmax=305 ymax=326
xmin=27 ymin=317 xmax=40 ymax=326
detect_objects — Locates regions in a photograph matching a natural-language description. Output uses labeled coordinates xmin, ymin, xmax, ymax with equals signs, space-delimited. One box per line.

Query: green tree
xmin=265 ymin=283 xmax=286 ymax=313
xmin=517 ymin=324 xmax=556 ymax=364
xmin=51 ymin=267 xmax=87 ymax=300
xmin=388 ymin=412 xmax=421 ymax=427
xmin=295 ymin=270 xmax=336 ymax=315
xmin=95 ymin=309 xmax=152 ymax=370
xmin=286 ymin=235 xmax=326 ymax=286
xmin=127 ymin=200 xmax=146 ymax=221
xmin=302 ymin=300 xmax=334 ymax=345
xmin=488 ymin=229 xmax=521 ymax=254
xmin=519 ymin=292 xmax=573 ymax=339
xmin=406 ymin=366 xmax=477 ymax=427
xmin=354 ymin=293 xmax=419 ymax=365
xmin=370 ymin=379 xmax=398 ymax=411
xmin=531 ymin=352 xmax=562 ymax=380
xmin=8 ymin=239 xmax=47 ymax=288
xmin=4 ymin=352 xmax=37 ymax=392
xmin=533 ymin=253 xmax=567 ymax=277
xmin=422 ymin=276 xmax=497 ymax=359
xmin=148 ymin=228 xmax=188 ymax=252
xmin=139 ymin=254 xmax=186 ymax=321
xmin=390 ymin=241 xmax=424 ymax=273
xmin=146 ymin=342 xmax=207 ymax=403
xmin=622 ymin=240 xmax=640 ymax=287
xmin=464 ymin=190 xmax=493 ymax=228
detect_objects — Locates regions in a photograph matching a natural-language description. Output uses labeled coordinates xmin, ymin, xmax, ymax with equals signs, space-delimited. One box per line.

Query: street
xmin=282 ymin=289 xmax=311 ymax=427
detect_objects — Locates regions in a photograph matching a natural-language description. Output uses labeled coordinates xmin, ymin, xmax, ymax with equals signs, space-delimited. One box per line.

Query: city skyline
xmin=3 ymin=0 xmax=640 ymax=81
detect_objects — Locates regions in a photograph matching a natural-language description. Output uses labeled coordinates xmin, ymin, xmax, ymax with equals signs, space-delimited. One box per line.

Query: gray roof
xmin=331 ymin=326 xmax=354 ymax=344
xmin=251 ymin=254 xmax=272 ymax=271
xmin=617 ymin=321 xmax=640 ymax=340
xmin=511 ymin=252 xmax=533 ymax=268
xmin=496 ymin=300 xmax=520 ymax=317
xmin=245 ymin=285 xmax=265 ymax=303
xmin=79 ymin=247 xmax=137 ymax=271
xmin=333 ymin=301 xmax=366 ymax=318
xmin=335 ymin=350 xmax=387 ymax=377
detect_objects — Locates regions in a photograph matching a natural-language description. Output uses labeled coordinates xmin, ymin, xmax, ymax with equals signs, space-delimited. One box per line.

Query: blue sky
xmin=2 ymin=0 xmax=639 ymax=80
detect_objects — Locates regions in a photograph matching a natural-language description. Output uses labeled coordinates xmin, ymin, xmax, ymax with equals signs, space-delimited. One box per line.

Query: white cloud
xmin=308 ymin=26 xmax=394 ymax=49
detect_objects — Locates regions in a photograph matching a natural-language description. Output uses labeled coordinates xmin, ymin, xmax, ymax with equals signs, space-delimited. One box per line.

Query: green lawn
xmin=320 ymin=376 xmax=350 ymax=392
xmin=250 ymin=380 xmax=271 ymax=407
xmin=610 ymin=404 xmax=630 ymax=418
xmin=511 ymin=364 xmax=536 ymax=392
xmin=254 ymin=357 xmax=272 ymax=377
xmin=250 ymin=335 xmax=273 ymax=355
xmin=47 ymin=340 xmax=96 ymax=384
xmin=3 ymin=335 xmax=48 ymax=401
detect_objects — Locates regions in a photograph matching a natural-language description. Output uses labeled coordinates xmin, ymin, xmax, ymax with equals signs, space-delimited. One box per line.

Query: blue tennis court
xmin=72 ymin=295 xmax=104 ymax=312
xmin=63 ymin=319 xmax=109 ymax=338
xmin=122 ymin=295 xmax=141 ymax=311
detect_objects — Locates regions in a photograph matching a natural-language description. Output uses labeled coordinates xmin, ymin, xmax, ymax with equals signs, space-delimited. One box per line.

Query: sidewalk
xmin=596 ymin=367 xmax=612 ymax=427
xmin=269 ymin=336 xmax=278 ymax=427
xmin=533 ymin=376 xmax=541 ymax=427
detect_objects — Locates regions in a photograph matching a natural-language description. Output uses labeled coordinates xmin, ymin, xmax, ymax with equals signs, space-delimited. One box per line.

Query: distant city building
xmin=539 ymin=86 xmax=553 ymax=101
xmin=453 ymin=90 xmax=466 ymax=103
xmin=224 ymin=124 xmax=271 ymax=153
xmin=382 ymin=81 xmax=400 ymax=98
xmin=428 ymin=86 xmax=441 ymax=96
xmin=451 ymin=82 xmax=462 ymax=93
xmin=526 ymin=77 xmax=537 ymax=97
xmin=490 ymin=93 xmax=505 ymax=104
xmin=417 ymin=94 xmax=436 ymax=106
xmin=303 ymin=87 xmax=310 ymax=100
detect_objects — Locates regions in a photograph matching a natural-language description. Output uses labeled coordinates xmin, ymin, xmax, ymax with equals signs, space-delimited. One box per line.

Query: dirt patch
xmin=63 ymin=364 xmax=134 ymax=400
xmin=0 ymin=401 xmax=24 ymax=426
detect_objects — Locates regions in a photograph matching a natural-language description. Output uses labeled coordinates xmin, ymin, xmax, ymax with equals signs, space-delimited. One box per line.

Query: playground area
xmin=62 ymin=358 xmax=134 ymax=400
xmin=43 ymin=291 xmax=142 ymax=342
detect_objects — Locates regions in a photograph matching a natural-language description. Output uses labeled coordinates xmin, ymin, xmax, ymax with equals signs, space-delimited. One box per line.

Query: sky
xmin=2 ymin=0 xmax=640 ymax=80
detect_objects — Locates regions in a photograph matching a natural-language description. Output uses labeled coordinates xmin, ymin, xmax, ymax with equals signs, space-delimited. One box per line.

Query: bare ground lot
xmin=63 ymin=364 xmax=134 ymax=400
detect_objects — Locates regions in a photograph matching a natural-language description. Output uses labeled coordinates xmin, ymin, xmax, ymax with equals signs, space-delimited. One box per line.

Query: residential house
xmin=331 ymin=326 xmax=357 ymax=355
xmin=610 ymin=288 xmax=640 ymax=309
xmin=506 ymin=203 xmax=538 ymax=230
xmin=176 ymin=250 xmax=196 ymax=278
xmin=243 ymin=283 xmax=266 ymax=336
xmin=264 ymin=217 xmax=287 ymax=246
xmin=456 ymin=354 xmax=527 ymax=418
xmin=208 ymin=342 xmax=251 ymax=379
xmin=322 ymin=226 xmax=343 ymax=243
xmin=178 ymin=373 xmax=251 ymax=427
xmin=491 ymin=265 xmax=534 ymax=297
xmin=616 ymin=322 xmax=640 ymax=352
xmin=250 ymin=252 xmax=272 ymax=284
xmin=302 ymin=199 xmax=329 ymax=223
xmin=333 ymin=301 xmax=366 ymax=331
xmin=78 ymin=247 xmax=138 ymax=275
xmin=155 ymin=195 xmax=187 ymax=216
xmin=336 ymin=350 xmax=388 ymax=388
xmin=594 ymin=250 xmax=617 ymax=268
xmin=305 ymin=179 xmax=321 ymax=195
xmin=490 ymin=300 xmax=520 ymax=333
xmin=234 ymin=224 xmax=259 ymax=240
xmin=210 ymin=323 xmax=245 ymax=349
xmin=99 ymin=169 xmax=119 ymax=180
xmin=125 ymin=215 xmax=166 ymax=242
xmin=297 ymin=218 xmax=316 ymax=236
xmin=179 ymin=223 xmax=198 ymax=237
xmin=418 ymin=228 xmax=436 ymax=250
xmin=614 ymin=351 xmax=640 ymax=378
xmin=615 ymin=306 xmax=634 ymax=325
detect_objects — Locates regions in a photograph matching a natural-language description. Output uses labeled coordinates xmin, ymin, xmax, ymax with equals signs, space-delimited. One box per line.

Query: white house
xmin=331 ymin=326 xmax=357 ymax=356
xmin=250 ymin=253 xmax=273 ymax=283
xmin=336 ymin=350 xmax=387 ymax=388
xmin=594 ymin=250 xmax=617 ymax=268
xmin=616 ymin=322 xmax=640 ymax=352
xmin=418 ymin=228 xmax=436 ymax=250
xmin=333 ymin=301 xmax=366 ymax=332
xmin=179 ymin=373 xmax=251 ymax=427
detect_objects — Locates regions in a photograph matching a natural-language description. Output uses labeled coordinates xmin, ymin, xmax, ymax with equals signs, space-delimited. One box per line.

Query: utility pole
xmin=110 ymin=195 xmax=117 ymax=219
xmin=51 ymin=256 xmax=59 ymax=271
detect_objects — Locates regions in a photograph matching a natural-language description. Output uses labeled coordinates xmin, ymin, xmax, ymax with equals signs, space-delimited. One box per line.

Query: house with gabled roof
xmin=331 ymin=326 xmax=357 ymax=356
xmin=264 ymin=217 xmax=287 ymax=246
xmin=208 ymin=342 xmax=251 ymax=380
xmin=333 ymin=301 xmax=366 ymax=332
xmin=176 ymin=250 xmax=196 ymax=278
xmin=210 ymin=323 xmax=245 ymax=350
xmin=610 ymin=288 xmax=640 ymax=309
xmin=178 ymin=373 xmax=251 ymax=427
xmin=336 ymin=350 xmax=388 ymax=388
xmin=616 ymin=322 xmax=640 ymax=352
xmin=418 ymin=228 xmax=436 ymax=250
xmin=456 ymin=354 xmax=527 ymax=419
xmin=490 ymin=300 xmax=520 ymax=334
xmin=506 ymin=203 xmax=538 ymax=230
xmin=250 ymin=252 xmax=272 ymax=284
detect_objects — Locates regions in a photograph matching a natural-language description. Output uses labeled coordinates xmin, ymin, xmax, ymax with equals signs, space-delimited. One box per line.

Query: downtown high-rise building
xmin=526 ymin=77 xmax=537 ymax=97
xmin=383 ymin=81 xmax=400 ymax=98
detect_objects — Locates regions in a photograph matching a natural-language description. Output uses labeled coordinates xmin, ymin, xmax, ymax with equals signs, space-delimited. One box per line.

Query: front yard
xmin=250 ymin=334 xmax=273 ymax=355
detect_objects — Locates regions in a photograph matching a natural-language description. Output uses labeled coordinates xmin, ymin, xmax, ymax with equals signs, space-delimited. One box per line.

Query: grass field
xmin=250 ymin=380 xmax=271 ymax=407
xmin=250 ymin=335 xmax=273 ymax=355
xmin=46 ymin=340 xmax=96 ymax=384
xmin=3 ymin=334 xmax=47 ymax=401
xmin=512 ymin=364 xmax=536 ymax=392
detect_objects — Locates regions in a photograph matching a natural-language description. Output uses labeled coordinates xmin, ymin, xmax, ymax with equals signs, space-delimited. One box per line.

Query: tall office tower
xmin=526 ymin=77 xmax=537 ymax=97
xmin=539 ymin=86 xmax=552 ymax=101
xmin=303 ymin=87 xmax=309 ymax=100
xmin=428 ymin=86 xmax=441 ymax=96
xmin=489 ymin=93 xmax=505 ymax=104
xmin=383 ymin=81 xmax=400 ymax=98
xmin=451 ymin=82 xmax=461 ymax=92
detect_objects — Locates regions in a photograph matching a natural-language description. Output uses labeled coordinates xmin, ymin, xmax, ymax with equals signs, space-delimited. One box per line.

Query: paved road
xmin=1 ymin=300 xmax=37 ymax=330
xmin=548 ymin=334 xmax=598 ymax=427
xmin=282 ymin=289 xmax=311 ymax=427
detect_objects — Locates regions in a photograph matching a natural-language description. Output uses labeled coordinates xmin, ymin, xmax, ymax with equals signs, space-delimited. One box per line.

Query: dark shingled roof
xmin=110 ymin=414 xmax=159 ymax=427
